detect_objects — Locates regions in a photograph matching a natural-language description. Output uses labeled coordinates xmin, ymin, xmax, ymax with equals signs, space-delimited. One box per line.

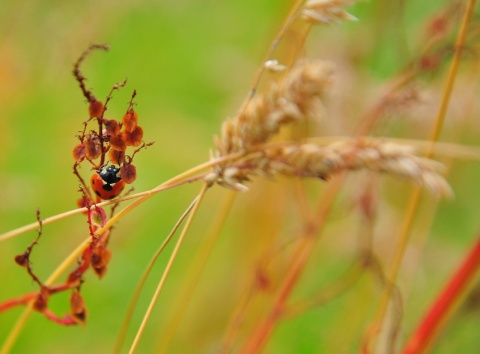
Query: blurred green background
xmin=1 ymin=0 xmax=479 ymax=353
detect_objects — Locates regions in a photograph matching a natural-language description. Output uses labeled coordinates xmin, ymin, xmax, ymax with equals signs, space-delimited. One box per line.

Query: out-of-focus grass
xmin=1 ymin=0 xmax=479 ymax=353
xmin=0 ymin=1 xmax=286 ymax=351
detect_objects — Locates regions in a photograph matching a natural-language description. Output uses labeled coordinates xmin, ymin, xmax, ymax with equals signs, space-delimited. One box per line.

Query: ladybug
xmin=90 ymin=165 xmax=126 ymax=200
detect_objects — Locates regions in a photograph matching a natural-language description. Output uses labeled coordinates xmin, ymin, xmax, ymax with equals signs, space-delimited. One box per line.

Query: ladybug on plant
xmin=90 ymin=165 xmax=126 ymax=200
xmin=71 ymin=44 xmax=152 ymax=206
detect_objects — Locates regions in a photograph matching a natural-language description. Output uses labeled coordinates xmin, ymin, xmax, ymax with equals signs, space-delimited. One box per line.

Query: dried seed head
xmin=122 ymin=126 xmax=144 ymax=147
xmin=91 ymin=245 xmax=111 ymax=278
xmin=109 ymin=134 xmax=126 ymax=151
xmin=122 ymin=110 xmax=138 ymax=133
xmin=33 ymin=290 xmax=49 ymax=313
xmin=14 ymin=253 xmax=29 ymax=267
xmin=89 ymin=100 xmax=104 ymax=118
xmin=109 ymin=148 xmax=125 ymax=165
xmin=83 ymin=134 xmax=102 ymax=160
xmin=103 ymin=119 xmax=121 ymax=136
xmin=216 ymin=60 xmax=334 ymax=155
xmin=209 ymin=138 xmax=453 ymax=198
xmin=275 ymin=139 xmax=453 ymax=197
xmin=72 ymin=143 xmax=86 ymax=162
xmin=70 ymin=292 xmax=87 ymax=325
xmin=91 ymin=245 xmax=111 ymax=269
xmin=120 ymin=164 xmax=137 ymax=184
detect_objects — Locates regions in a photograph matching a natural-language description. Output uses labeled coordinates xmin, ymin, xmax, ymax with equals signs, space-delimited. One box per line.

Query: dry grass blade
xmin=113 ymin=196 xmax=200 ymax=354
xmin=128 ymin=183 xmax=208 ymax=354
xmin=156 ymin=190 xmax=237 ymax=353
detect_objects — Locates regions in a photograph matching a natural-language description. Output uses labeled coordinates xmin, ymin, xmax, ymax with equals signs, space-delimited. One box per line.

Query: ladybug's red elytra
xmin=90 ymin=165 xmax=126 ymax=200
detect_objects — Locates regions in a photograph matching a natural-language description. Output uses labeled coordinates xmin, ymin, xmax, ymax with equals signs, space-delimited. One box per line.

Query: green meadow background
xmin=1 ymin=0 xmax=479 ymax=353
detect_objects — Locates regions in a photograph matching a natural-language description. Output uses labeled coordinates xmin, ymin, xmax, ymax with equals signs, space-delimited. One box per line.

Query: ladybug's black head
xmin=98 ymin=165 xmax=122 ymax=184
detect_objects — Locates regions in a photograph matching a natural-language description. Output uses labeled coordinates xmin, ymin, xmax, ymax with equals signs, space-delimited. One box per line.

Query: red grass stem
xmin=402 ymin=236 xmax=480 ymax=354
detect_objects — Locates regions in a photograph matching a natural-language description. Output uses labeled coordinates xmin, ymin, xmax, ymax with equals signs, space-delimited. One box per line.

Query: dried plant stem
xmin=240 ymin=174 xmax=345 ymax=353
xmin=0 ymin=155 xmax=237 ymax=243
xmin=113 ymin=196 xmax=200 ymax=354
xmin=157 ymin=190 xmax=237 ymax=353
xmin=365 ymin=0 xmax=476 ymax=351
xmin=0 ymin=158 xmax=230 ymax=353
xmin=4 ymin=136 xmax=471 ymax=244
xmin=128 ymin=183 xmax=209 ymax=354
xmin=402 ymin=236 xmax=480 ymax=354
xmin=0 ymin=238 xmax=89 ymax=354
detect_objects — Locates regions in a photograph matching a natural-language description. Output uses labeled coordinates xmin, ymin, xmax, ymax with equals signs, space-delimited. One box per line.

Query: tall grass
xmin=1 ymin=0 xmax=479 ymax=353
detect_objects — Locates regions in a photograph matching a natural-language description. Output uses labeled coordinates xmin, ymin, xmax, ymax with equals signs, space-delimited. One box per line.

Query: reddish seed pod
xmin=122 ymin=126 xmax=143 ymax=147
xmin=108 ymin=134 xmax=126 ymax=151
xmin=109 ymin=148 xmax=125 ymax=165
xmin=91 ymin=246 xmax=111 ymax=269
xmin=122 ymin=110 xmax=138 ymax=133
xmin=120 ymin=164 xmax=136 ymax=184
xmin=89 ymin=100 xmax=104 ymax=118
xmin=14 ymin=253 xmax=29 ymax=267
xmin=72 ymin=143 xmax=86 ymax=162
xmin=83 ymin=134 xmax=102 ymax=160
xmin=70 ymin=292 xmax=87 ymax=325
xmin=91 ymin=245 xmax=111 ymax=278
xmin=76 ymin=195 xmax=90 ymax=209
xmin=103 ymin=118 xmax=121 ymax=136
xmin=33 ymin=290 xmax=49 ymax=313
